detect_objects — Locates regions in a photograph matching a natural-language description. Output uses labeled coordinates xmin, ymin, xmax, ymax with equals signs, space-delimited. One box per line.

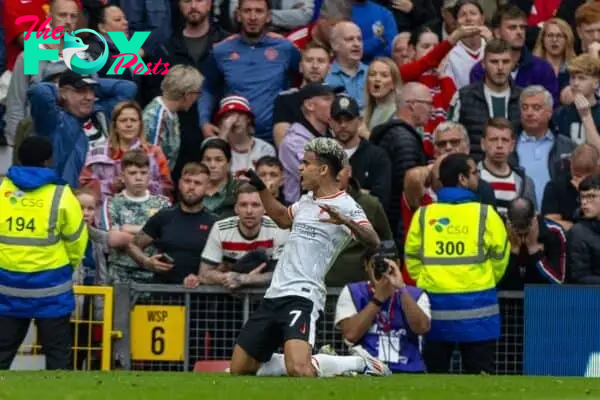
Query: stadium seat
xmin=193 ymin=360 xmax=230 ymax=373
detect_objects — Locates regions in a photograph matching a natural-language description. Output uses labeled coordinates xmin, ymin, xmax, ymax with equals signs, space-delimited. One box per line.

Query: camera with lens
xmin=366 ymin=240 xmax=399 ymax=280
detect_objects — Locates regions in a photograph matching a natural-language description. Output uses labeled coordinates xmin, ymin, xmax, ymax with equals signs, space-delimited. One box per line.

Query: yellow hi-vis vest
xmin=404 ymin=201 xmax=510 ymax=342
xmin=0 ymin=178 xmax=88 ymax=318
xmin=405 ymin=201 xmax=509 ymax=294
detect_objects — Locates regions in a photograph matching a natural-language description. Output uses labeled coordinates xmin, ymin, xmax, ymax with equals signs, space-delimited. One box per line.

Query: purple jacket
xmin=279 ymin=122 xmax=315 ymax=203
xmin=469 ymin=48 xmax=559 ymax=107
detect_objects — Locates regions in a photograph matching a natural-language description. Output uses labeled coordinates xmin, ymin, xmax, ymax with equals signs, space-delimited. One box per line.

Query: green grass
xmin=1 ymin=372 xmax=600 ymax=400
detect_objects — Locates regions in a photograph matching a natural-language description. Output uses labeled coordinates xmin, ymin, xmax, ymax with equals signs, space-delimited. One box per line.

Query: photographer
xmin=499 ymin=197 xmax=567 ymax=290
xmin=334 ymin=242 xmax=431 ymax=373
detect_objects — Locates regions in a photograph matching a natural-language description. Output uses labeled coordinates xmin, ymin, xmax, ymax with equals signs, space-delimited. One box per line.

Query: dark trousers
xmin=424 ymin=339 xmax=496 ymax=374
xmin=0 ymin=316 xmax=73 ymax=370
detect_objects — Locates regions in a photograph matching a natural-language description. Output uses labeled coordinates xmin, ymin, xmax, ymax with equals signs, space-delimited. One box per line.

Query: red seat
xmin=193 ymin=360 xmax=230 ymax=373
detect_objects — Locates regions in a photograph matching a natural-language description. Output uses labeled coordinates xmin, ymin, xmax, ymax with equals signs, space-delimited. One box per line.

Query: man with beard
xmin=449 ymin=38 xmax=522 ymax=161
xmin=469 ymin=5 xmax=558 ymax=106
xmin=127 ymin=162 xmax=217 ymax=284
xmin=273 ymin=42 xmax=331 ymax=147
xmin=141 ymin=0 xmax=228 ymax=183
xmin=183 ymin=183 xmax=289 ymax=289
xmin=330 ymin=93 xmax=391 ymax=211
xmin=199 ymin=0 xmax=301 ymax=144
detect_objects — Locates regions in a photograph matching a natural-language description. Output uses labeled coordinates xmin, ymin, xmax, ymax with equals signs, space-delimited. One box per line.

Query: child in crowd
xmin=553 ymin=54 xmax=600 ymax=146
xmin=99 ymin=149 xmax=171 ymax=285
xmin=255 ymin=156 xmax=288 ymax=206
xmin=73 ymin=188 xmax=131 ymax=370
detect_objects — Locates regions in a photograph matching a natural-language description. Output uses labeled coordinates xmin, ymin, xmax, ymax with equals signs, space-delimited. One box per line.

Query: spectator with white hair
xmin=143 ymin=65 xmax=204 ymax=171
xmin=391 ymin=32 xmax=413 ymax=66
xmin=510 ymin=85 xmax=575 ymax=210
xmin=370 ymin=82 xmax=431 ymax=240
xmin=449 ymin=39 xmax=522 ymax=161
xmin=326 ymin=21 xmax=369 ymax=110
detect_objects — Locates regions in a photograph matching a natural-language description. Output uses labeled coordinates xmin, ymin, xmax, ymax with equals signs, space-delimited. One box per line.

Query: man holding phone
xmin=128 ymin=163 xmax=217 ymax=284
xmin=334 ymin=242 xmax=431 ymax=373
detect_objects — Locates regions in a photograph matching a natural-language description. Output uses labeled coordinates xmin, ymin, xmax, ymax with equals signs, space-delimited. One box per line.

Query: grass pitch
xmin=1 ymin=372 xmax=600 ymax=400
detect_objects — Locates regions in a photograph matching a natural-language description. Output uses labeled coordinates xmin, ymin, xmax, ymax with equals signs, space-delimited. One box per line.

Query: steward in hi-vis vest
xmin=0 ymin=136 xmax=87 ymax=370
xmin=405 ymin=153 xmax=509 ymax=374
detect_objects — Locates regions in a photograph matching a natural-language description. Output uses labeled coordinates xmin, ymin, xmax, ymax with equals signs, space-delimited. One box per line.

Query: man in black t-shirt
xmin=272 ymin=42 xmax=331 ymax=147
xmin=128 ymin=163 xmax=217 ymax=284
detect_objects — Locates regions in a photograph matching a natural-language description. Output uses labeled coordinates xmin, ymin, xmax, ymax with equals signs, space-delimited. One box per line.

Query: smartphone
xmin=160 ymin=253 xmax=174 ymax=263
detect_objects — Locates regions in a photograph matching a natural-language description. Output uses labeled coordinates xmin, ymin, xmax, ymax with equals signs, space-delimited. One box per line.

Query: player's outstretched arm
xmin=319 ymin=204 xmax=380 ymax=250
xmin=238 ymin=169 xmax=292 ymax=229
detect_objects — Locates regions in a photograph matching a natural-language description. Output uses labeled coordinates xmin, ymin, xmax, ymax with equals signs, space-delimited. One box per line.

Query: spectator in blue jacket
xmin=469 ymin=5 xmax=559 ymax=107
xmin=351 ymin=0 xmax=397 ymax=63
xmin=27 ymin=71 xmax=137 ymax=187
xmin=199 ymin=0 xmax=301 ymax=144
xmin=121 ymin=0 xmax=172 ymax=57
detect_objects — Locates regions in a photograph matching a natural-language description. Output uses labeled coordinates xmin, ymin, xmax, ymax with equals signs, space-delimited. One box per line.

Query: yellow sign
xmin=131 ymin=305 xmax=186 ymax=361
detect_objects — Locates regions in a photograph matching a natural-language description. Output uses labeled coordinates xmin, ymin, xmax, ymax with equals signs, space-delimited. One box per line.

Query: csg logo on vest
xmin=5 ymin=191 xmax=44 ymax=208
xmin=429 ymin=217 xmax=469 ymax=234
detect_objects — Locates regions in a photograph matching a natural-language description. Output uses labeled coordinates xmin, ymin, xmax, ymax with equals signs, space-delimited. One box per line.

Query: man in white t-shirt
xmin=230 ymin=137 xmax=389 ymax=378
xmin=184 ymin=183 xmax=289 ymax=289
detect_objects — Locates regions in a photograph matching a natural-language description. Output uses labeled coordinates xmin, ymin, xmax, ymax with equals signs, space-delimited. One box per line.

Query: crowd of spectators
xmin=4 ymin=0 xmax=600 ymax=373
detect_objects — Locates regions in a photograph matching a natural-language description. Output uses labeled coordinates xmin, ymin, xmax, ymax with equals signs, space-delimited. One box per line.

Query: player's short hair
xmin=304 ymin=137 xmax=348 ymax=178
xmin=122 ymin=149 xmax=150 ymax=169
xmin=439 ymin=153 xmax=473 ymax=187
xmin=579 ymin=173 xmax=600 ymax=192
xmin=568 ymin=54 xmax=600 ymax=79
xmin=483 ymin=117 xmax=516 ymax=139
xmin=576 ymin=1 xmax=600 ymax=27
xmin=491 ymin=4 xmax=527 ymax=29
xmin=181 ymin=162 xmax=209 ymax=177
xmin=255 ymin=156 xmax=283 ymax=171
xmin=235 ymin=182 xmax=260 ymax=203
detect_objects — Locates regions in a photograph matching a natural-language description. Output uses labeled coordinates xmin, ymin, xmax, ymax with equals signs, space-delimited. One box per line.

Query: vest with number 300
xmin=405 ymin=201 xmax=509 ymax=342
xmin=0 ymin=178 xmax=88 ymax=318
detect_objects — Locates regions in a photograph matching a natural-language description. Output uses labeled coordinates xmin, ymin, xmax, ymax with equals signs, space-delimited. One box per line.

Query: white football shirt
xmin=264 ymin=190 xmax=372 ymax=311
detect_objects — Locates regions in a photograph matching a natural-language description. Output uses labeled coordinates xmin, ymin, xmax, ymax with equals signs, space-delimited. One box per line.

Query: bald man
xmin=370 ymin=82 xmax=432 ymax=244
xmin=391 ymin=32 xmax=413 ymax=66
xmin=325 ymin=21 xmax=368 ymax=110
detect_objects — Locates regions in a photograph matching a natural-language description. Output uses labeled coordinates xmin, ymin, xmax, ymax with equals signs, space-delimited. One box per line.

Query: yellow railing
xmin=15 ymin=285 xmax=115 ymax=371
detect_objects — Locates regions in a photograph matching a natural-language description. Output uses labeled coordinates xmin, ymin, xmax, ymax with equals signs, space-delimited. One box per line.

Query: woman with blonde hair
xmin=80 ymin=101 xmax=173 ymax=202
xmin=533 ymin=18 xmax=576 ymax=92
xmin=364 ymin=57 xmax=402 ymax=131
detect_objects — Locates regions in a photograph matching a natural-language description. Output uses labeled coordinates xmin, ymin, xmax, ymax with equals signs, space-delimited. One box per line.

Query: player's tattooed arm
xmin=345 ymin=219 xmax=380 ymax=249
xmin=319 ymin=204 xmax=380 ymax=249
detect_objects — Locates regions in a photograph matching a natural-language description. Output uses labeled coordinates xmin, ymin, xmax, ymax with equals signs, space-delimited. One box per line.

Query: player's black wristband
xmin=244 ymin=169 xmax=267 ymax=191
xmin=370 ymin=297 xmax=385 ymax=307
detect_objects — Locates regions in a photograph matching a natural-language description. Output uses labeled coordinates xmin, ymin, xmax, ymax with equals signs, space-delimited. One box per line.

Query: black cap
xmin=58 ymin=70 xmax=98 ymax=89
xmin=331 ymin=94 xmax=360 ymax=119
xmin=297 ymin=83 xmax=344 ymax=102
